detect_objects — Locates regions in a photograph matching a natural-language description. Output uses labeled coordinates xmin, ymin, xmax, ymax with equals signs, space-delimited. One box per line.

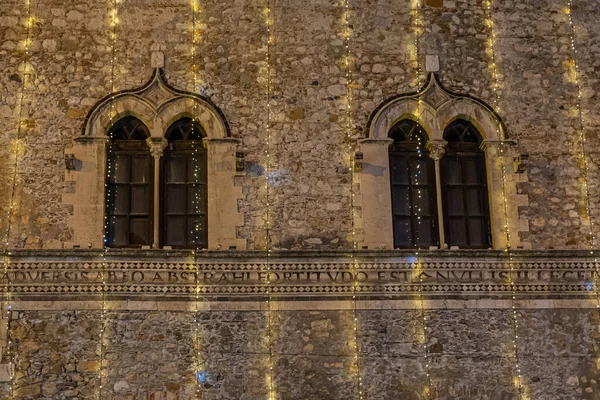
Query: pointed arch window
xmin=162 ymin=118 xmax=208 ymax=248
xmin=441 ymin=120 xmax=491 ymax=249
xmin=389 ymin=120 xmax=439 ymax=249
xmin=106 ymin=116 xmax=153 ymax=247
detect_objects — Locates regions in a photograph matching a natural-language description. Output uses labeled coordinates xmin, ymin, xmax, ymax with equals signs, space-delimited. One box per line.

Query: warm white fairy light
xmin=341 ymin=0 xmax=364 ymax=398
xmin=98 ymin=0 xmax=120 ymax=398
xmin=1 ymin=1 xmax=35 ymax=397
xmin=410 ymin=1 xmax=433 ymax=398
xmin=189 ymin=1 xmax=205 ymax=398
xmin=484 ymin=1 xmax=524 ymax=397
xmin=263 ymin=3 xmax=276 ymax=400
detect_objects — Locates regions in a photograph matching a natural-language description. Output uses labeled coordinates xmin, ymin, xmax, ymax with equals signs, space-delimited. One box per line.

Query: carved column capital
xmin=146 ymin=137 xmax=168 ymax=158
xmin=426 ymin=139 xmax=448 ymax=161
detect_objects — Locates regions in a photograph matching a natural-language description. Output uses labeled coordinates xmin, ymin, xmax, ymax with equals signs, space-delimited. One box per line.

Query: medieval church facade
xmin=0 ymin=0 xmax=599 ymax=398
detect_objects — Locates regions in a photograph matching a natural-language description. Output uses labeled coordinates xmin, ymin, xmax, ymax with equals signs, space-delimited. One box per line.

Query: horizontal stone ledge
xmin=3 ymin=248 xmax=600 ymax=261
xmin=7 ymin=298 xmax=599 ymax=312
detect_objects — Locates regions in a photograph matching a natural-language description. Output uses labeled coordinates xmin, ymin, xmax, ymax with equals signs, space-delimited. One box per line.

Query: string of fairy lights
xmin=98 ymin=0 xmax=120 ymax=397
xmin=1 ymin=0 xmax=36 ymax=397
xmin=410 ymin=1 xmax=433 ymax=398
xmin=263 ymin=3 xmax=276 ymax=400
xmin=483 ymin=1 xmax=524 ymax=397
xmin=189 ymin=1 xmax=204 ymax=398
xmin=341 ymin=0 xmax=364 ymax=398
xmin=565 ymin=0 xmax=600 ymax=313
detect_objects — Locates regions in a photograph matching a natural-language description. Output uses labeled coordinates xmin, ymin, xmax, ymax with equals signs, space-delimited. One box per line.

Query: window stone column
xmin=356 ymin=138 xmax=394 ymax=250
xmin=146 ymin=137 xmax=168 ymax=249
xmin=203 ymin=137 xmax=246 ymax=250
xmin=426 ymin=139 xmax=448 ymax=249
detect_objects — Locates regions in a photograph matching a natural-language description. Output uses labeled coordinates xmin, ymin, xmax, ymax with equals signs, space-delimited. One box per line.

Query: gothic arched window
xmin=106 ymin=116 xmax=153 ymax=247
xmin=389 ymin=120 xmax=439 ymax=248
xmin=441 ymin=120 xmax=491 ymax=248
xmin=162 ymin=118 xmax=208 ymax=248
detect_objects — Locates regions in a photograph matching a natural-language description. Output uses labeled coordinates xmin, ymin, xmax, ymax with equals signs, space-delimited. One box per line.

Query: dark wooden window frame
xmin=106 ymin=140 xmax=154 ymax=248
xmin=441 ymin=121 xmax=492 ymax=249
xmin=161 ymin=118 xmax=208 ymax=249
xmin=389 ymin=120 xmax=439 ymax=249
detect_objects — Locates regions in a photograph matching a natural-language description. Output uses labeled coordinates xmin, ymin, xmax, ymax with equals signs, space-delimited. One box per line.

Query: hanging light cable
xmin=2 ymin=0 xmax=35 ymax=397
xmin=484 ymin=1 xmax=525 ymax=397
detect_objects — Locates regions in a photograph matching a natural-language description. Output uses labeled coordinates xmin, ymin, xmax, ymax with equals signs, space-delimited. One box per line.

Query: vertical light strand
xmin=484 ymin=1 xmax=524 ymax=397
xmin=189 ymin=0 xmax=205 ymax=398
xmin=342 ymin=0 xmax=363 ymax=398
xmin=99 ymin=0 xmax=120 ymax=398
xmin=2 ymin=0 xmax=35 ymax=397
xmin=263 ymin=3 xmax=276 ymax=400
xmin=566 ymin=0 xmax=600 ymax=343
xmin=411 ymin=0 xmax=432 ymax=398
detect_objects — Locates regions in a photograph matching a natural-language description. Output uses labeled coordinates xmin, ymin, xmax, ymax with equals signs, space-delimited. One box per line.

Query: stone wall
xmin=0 ymin=0 xmax=599 ymax=250
xmin=0 ymin=306 xmax=598 ymax=399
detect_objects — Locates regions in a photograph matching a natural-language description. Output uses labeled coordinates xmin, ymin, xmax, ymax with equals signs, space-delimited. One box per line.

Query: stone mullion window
xmin=359 ymin=73 xmax=530 ymax=250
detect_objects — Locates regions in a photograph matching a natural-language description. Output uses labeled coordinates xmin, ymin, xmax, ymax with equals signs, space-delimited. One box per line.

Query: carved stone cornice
xmin=1 ymin=250 xmax=598 ymax=300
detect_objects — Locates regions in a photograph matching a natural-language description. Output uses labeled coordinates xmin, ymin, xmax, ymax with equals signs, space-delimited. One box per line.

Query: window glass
xmin=389 ymin=120 xmax=438 ymax=249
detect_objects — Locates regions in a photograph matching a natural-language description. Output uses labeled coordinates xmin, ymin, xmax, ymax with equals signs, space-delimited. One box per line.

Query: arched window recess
xmin=69 ymin=64 xmax=245 ymax=250
xmin=357 ymin=73 xmax=530 ymax=251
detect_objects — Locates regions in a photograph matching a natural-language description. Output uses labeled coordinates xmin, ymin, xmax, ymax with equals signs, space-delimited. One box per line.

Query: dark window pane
xmin=445 ymin=158 xmax=462 ymax=185
xmin=390 ymin=156 xmax=409 ymax=185
xmin=166 ymin=216 xmax=186 ymax=246
xmin=468 ymin=218 xmax=486 ymax=248
xmin=188 ymin=185 xmax=207 ymax=214
xmin=113 ymin=185 xmax=130 ymax=214
xmin=110 ymin=216 xmax=128 ymax=246
xmin=412 ymin=188 xmax=430 ymax=216
xmin=167 ymin=158 xmax=187 ymax=183
xmin=112 ymin=156 xmax=129 ymax=183
xmin=447 ymin=188 xmax=464 ymax=216
xmin=449 ymin=218 xmax=467 ymax=247
xmin=188 ymin=156 xmax=207 ymax=184
xmin=187 ymin=216 xmax=206 ymax=245
xmin=410 ymin=158 xmax=429 ymax=185
xmin=393 ymin=218 xmax=412 ymax=248
xmin=463 ymin=158 xmax=480 ymax=184
xmin=466 ymin=188 xmax=483 ymax=216
xmin=167 ymin=185 xmax=186 ymax=214
xmin=130 ymin=219 xmax=150 ymax=245
xmin=130 ymin=186 xmax=149 ymax=214
xmin=392 ymin=187 xmax=410 ymax=216
xmin=131 ymin=156 xmax=150 ymax=183
xmin=415 ymin=219 xmax=433 ymax=247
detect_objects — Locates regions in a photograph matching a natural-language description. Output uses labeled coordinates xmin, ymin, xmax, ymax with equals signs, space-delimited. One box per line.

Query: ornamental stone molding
xmin=0 ymin=250 xmax=598 ymax=302
xmin=80 ymin=67 xmax=230 ymax=140
xmin=367 ymin=72 xmax=507 ymax=142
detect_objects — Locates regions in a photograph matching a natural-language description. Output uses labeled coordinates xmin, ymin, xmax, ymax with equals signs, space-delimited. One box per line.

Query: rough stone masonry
xmin=0 ymin=0 xmax=599 ymax=399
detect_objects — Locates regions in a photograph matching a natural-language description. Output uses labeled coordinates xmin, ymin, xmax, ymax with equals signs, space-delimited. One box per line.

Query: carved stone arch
xmin=357 ymin=73 xmax=530 ymax=251
xmin=85 ymin=95 xmax=158 ymax=138
xmin=158 ymin=97 xmax=226 ymax=139
xmin=82 ymin=68 xmax=230 ymax=139
xmin=437 ymin=98 xmax=506 ymax=141
xmin=369 ymin=98 xmax=438 ymax=140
